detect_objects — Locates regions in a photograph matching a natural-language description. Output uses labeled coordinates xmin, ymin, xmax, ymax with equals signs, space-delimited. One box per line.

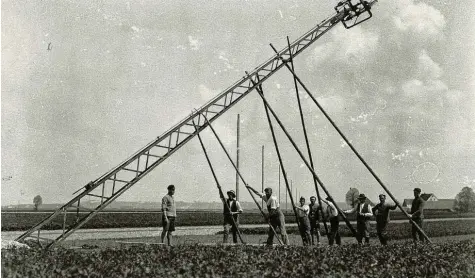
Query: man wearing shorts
xmin=161 ymin=184 xmax=176 ymax=246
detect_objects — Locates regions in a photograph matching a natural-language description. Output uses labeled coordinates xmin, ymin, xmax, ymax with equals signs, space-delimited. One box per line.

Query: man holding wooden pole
xmin=247 ymin=186 xmax=288 ymax=245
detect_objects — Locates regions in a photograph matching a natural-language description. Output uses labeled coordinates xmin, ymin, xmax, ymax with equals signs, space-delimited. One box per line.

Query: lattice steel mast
xmin=16 ymin=0 xmax=376 ymax=248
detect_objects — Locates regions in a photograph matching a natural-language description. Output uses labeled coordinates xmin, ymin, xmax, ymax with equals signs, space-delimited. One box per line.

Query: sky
xmin=2 ymin=0 xmax=475 ymax=207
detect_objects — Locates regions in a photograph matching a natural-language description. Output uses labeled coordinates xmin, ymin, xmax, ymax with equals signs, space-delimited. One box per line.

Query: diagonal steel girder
xmin=15 ymin=4 xmax=373 ymax=248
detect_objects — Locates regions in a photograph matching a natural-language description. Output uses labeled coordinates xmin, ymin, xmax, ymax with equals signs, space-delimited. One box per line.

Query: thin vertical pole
xmin=191 ymin=118 xmax=244 ymax=244
xmin=285 ymin=176 xmax=288 ymax=211
xmin=278 ymin=166 xmax=281 ymax=210
xmin=236 ymin=114 xmax=240 ymax=201
xmin=200 ymin=112 xmax=283 ymax=245
xmin=261 ymin=145 xmax=264 ymax=208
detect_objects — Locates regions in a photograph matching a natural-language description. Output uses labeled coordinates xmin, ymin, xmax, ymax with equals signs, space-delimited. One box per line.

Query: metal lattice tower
xmin=16 ymin=0 xmax=378 ymax=249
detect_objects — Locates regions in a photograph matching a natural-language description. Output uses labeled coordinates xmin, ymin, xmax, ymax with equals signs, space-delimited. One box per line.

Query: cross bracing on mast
xmin=18 ymin=1 xmax=428 ymax=249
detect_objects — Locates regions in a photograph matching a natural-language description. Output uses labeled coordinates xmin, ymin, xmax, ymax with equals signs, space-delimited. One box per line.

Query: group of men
xmin=160 ymin=184 xmax=426 ymax=246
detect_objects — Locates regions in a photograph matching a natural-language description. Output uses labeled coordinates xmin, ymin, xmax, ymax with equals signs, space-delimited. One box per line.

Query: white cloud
xmin=401 ymin=79 xmax=448 ymax=98
xmin=218 ymin=51 xmax=234 ymax=69
xmin=313 ymin=95 xmax=346 ymax=114
xmin=392 ymin=1 xmax=446 ymax=40
xmin=198 ymin=84 xmax=216 ymax=101
xmin=417 ymin=50 xmax=443 ymax=80
xmin=188 ymin=35 xmax=201 ymax=51
xmin=309 ymin=26 xmax=379 ymax=68
xmin=131 ymin=26 xmax=140 ymax=32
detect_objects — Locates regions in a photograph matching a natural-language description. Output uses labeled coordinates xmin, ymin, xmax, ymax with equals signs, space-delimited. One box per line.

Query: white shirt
xmin=262 ymin=195 xmax=279 ymax=210
xmin=297 ymin=204 xmax=309 ymax=217
xmin=345 ymin=203 xmax=373 ymax=217
xmin=326 ymin=201 xmax=338 ymax=218
xmin=162 ymin=194 xmax=176 ymax=217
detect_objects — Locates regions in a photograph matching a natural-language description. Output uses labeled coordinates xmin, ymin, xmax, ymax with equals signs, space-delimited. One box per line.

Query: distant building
xmin=402 ymin=193 xmax=455 ymax=211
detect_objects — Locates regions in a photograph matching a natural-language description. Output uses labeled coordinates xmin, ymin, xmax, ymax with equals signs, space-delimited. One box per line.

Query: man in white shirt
xmin=247 ymin=186 xmax=288 ymax=245
xmin=344 ymin=193 xmax=373 ymax=245
xmin=295 ymin=196 xmax=311 ymax=246
xmin=321 ymin=196 xmax=341 ymax=245
xmin=161 ymin=184 xmax=176 ymax=246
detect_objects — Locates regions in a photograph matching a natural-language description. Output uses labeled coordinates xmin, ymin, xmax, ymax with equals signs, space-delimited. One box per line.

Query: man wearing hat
xmin=161 ymin=184 xmax=176 ymax=246
xmin=372 ymin=194 xmax=397 ymax=245
xmin=344 ymin=193 xmax=373 ymax=244
xmin=247 ymin=185 xmax=288 ymax=245
xmin=408 ymin=188 xmax=425 ymax=243
xmin=222 ymin=190 xmax=243 ymax=244
xmin=321 ymin=196 xmax=341 ymax=245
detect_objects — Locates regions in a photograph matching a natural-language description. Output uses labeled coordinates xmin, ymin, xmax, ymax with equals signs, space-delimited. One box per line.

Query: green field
xmin=3 ymin=237 xmax=475 ymax=277
xmin=2 ymin=210 xmax=474 ymax=231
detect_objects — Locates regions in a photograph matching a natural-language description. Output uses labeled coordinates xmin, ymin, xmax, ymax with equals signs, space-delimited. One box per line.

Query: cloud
xmin=188 ymin=35 xmax=201 ymax=51
xmin=198 ymin=84 xmax=216 ymax=102
xmin=391 ymin=0 xmax=446 ymax=40
xmin=417 ymin=50 xmax=443 ymax=80
xmin=401 ymin=79 xmax=448 ymax=99
xmin=218 ymin=51 xmax=234 ymax=70
xmin=309 ymin=26 xmax=379 ymax=67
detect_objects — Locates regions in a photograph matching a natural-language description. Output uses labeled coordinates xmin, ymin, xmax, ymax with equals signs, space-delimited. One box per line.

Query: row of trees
xmin=30 ymin=187 xmax=475 ymax=212
xmin=345 ymin=187 xmax=475 ymax=213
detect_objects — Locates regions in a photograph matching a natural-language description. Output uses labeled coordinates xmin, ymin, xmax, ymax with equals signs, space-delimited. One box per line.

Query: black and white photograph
xmin=2 ymin=0 xmax=475 ymax=277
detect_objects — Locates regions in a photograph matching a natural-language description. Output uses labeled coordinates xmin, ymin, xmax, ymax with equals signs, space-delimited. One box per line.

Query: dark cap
xmin=358 ymin=193 xmax=367 ymax=200
xmin=325 ymin=196 xmax=332 ymax=201
xmin=310 ymin=196 xmax=316 ymax=200
xmin=167 ymin=184 xmax=175 ymax=190
xmin=264 ymin=187 xmax=273 ymax=193
xmin=379 ymin=194 xmax=386 ymax=198
xmin=227 ymin=190 xmax=236 ymax=196
xmin=299 ymin=196 xmax=305 ymax=201
xmin=413 ymin=188 xmax=421 ymax=193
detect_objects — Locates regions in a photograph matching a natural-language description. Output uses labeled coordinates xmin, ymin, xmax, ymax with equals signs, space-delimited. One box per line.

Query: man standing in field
xmin=344 ymin=193 xmax=373 ymax=245
xmin=247 ymin=186 xmax=289 ymax=245
xmin=222 ymin=190 xmax=243 ymax=244
xmin=308 ymin=196 xmax=322 ymax=245
xmin=408 ymin=187 xmax=425 ymax=244
xmin=321 ymin=196 xmax=341 ymax=246
xmin=161 ymin=184 xmax=176 ymax=246
xmin=295 ymin=196 xmax=311 ymax=246
xmin=372 ymin=194 xmax=397 ymax=245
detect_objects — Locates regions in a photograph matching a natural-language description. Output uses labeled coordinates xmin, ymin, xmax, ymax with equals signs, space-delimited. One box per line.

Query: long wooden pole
xmin=236 ymin=114 xmax=240 ymax=201
xmin=270 ymin=43 xmax=431 ymax=243
xmin=261 ymin=145 xmax=264 ymax=208
xmin=200 ymin=112 xmax=283 ymax=245
xmin=191 ymin=118 xmax=244 ymax=244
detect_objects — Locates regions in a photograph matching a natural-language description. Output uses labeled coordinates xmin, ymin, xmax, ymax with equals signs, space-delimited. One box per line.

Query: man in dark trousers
xmin=408 ymin=187 xmax=425 ymax=244
xmin=372 ymin=194 xmax=397 ymax=245
xmin=308 ymin=196 xmax=322 ymax=245
xmin=222 ymin=190 xmax=243 ymax=244
xmin=344 ymin=193 xmax=373 ymax=245
xmin=321 ymin=196 xmax=341 ymax=246
xmin=247 ymin=185 xmax=289 ymax=245
xmin=295 ymin=196 xmax=311 ymax=246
